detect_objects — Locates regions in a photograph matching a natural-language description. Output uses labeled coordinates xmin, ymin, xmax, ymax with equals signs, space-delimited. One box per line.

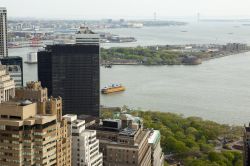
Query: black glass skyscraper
xmin=38 ymin=44 xmax=100 ymax=117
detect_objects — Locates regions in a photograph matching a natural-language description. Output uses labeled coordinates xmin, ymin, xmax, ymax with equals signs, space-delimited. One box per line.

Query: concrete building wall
xmin=0 ymin=65 xmax=15 ymax=103
xmin=0 ymin=102 xmax=58 ymax=166
xmin=63 ymin=114 xmax=103 ymax=166
xmin=0 ymin=57 xmax=24 ymax=88
xmin=96 ymin=129 xmax=151 ymax=166
xmin=15 ymin=81 xmax=48 ymax=102
xmin=56 ymin=118 xmax=72 ymax=166
xmin=148 ymin=130 xmax=164 ymax=166
xmin=0 ymin=81 xmax=71 ymax=166
xmin=244 ymin=126 xmax=250 ymax=166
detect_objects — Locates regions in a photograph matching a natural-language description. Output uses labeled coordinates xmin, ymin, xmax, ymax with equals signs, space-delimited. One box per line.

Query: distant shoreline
xmin=202 ymin=50 xmax=250 ymax=61
xmin=101 ymin=46 xmax=250 ymax=66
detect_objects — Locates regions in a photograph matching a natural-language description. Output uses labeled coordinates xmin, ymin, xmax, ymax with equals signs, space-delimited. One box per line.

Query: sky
xmin=1 ymin=0 xmax=250 ymax=20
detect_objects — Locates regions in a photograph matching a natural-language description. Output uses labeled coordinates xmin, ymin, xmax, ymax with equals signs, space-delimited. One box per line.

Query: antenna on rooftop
xmin=197 ymin=12 xmax=200 ymax=23
xmin=154 ymin=12 xmax=157 ymax=21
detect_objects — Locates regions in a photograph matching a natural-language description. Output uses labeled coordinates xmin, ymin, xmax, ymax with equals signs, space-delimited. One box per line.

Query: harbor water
xmin=8 ymin=22 xmax=250 ymax=125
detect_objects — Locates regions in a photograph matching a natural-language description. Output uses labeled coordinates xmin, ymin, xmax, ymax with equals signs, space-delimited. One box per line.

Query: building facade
xmin=0 ymin=8 xmax=23 ymax=87
xmin=148 ymin=130 xmax=164 ymax=166
xmin=0 ymin=65 xmax=15 ymax=103
xmin=0 ymin=81 xmax=71 ymax=166
xmin=88 ymin=114 xmax=152 ymax=166
xmin=75 ymin=27 xmax=100 ymax=44
xmin=0 ymin=7 xmax=8 ymax=57
xmin=38 ymin=43 xmax=100 ymax=117
xmin=0 ymin=56 xmax=23 ymax=88
xmin=63 ymin=114 xmax=103 ymax=166
xmin=244 ymin=124 xmax=250 ymax=166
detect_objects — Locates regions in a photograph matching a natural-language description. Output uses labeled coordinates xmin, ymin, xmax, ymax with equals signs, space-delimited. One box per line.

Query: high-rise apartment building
xmin=0 ymin=64 xmax=15 ymax=103
xmin=244 ymin=124 xmax=250 ymax=166
xmin=0 ymin=8 xmax=23 ymax=88
xmin=0 ymin=56 xmax=23 ymax=88
xmin=0 ymin=81 xmax=71 ymax=166
xmin=38 ymin=29 xmax=100 ymax=117
xmin=63 ymin=114 xmax=103 ymax=166
xmin=0 ymin=7 xmax=8 ymax=57
xmin=88 ymin=114 xmax=152 ymax=166
xmin=0 ymin=99 xmax=58 ymax=166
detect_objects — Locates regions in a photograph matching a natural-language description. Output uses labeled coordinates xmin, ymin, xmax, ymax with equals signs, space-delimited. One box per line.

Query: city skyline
xmin=2 ymin=0 xmax=250 ymax=20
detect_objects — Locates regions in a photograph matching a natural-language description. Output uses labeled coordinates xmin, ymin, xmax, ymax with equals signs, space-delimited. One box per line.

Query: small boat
xmin=105 ymin=64 xmax=112 ymax=68
xmin=101 ymin=84 xmax=126 ymax=94
xmin=242 ymin=24 xmax=250 ymax=26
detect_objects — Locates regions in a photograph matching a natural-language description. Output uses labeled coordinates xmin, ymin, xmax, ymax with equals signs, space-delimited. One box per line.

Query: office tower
xmin=88 ymin=114 xmax=152 ymax=166
xmin=148 ymin=130 xmax=164 ymax=166
xmin=63 ymin=114 xmax=103 ymax=166
xmin=0 ymin=7 xmax=8 ymax=57
xmin=0 ymin=64 xmax=15 ymax=103
xmin=0 ymin=56 xmax=23 ymax=88
xmin=0 ymin=81 xmax=71 ymax=166
xmin=38 ymin=28 xmax=100 ymax=117
xmin=244 ymin=124 xmax=250 ymax=166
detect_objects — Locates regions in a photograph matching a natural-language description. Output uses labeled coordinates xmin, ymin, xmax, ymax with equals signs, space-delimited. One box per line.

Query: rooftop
xmin=78 ymin=114 xmax=98 ymax=124
xmin=0 ymin=56 xmax=22 ymax=60
xmin=103 ymin=119 xmax=121 ymax=123
xmin=148 ymin=130 xmax=160 ymax=144
xmin=1 ymin=100 xmax=33 ymax=107
xmin=119 ymin=128 xmax=137 ymax=136
xmin=121 ymin=114 xmax=142 ymax=124
xmin=0 ymin=7 xmax=6 ymax=11
xmin=17 ymin=81 xmax=44 ymax=91
xmin=76 ymin=26 xmax=95 ymax=34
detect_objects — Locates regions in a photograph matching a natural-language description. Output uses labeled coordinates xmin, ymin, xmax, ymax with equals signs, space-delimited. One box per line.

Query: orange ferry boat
xmin=101 ymin=84 xmax=126 ymax=94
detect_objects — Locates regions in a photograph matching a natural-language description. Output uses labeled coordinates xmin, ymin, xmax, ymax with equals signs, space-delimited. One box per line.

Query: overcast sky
xmin=1 ymin=0 xmax=250 ymax=20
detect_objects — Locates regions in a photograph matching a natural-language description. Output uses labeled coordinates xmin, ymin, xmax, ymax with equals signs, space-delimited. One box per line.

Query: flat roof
xmin=1 ymin=100 xmax=33 ymax=106
xmin=148 ymin=130 xmax=160 ymax=144
xmin=103 ymin=119 xmax=121 ymax=122
xmin=119 ymin=128 xmax=137 ymax=136
xmin=0 ymin=56 xmax=22 ymax=60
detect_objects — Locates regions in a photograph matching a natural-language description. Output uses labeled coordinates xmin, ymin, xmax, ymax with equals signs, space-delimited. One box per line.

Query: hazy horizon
xmin=2 ymin=0 xmax=250 ymax=20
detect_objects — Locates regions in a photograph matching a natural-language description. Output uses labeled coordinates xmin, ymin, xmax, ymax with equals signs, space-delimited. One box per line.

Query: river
xmin=8 ymin=22 xmax=250 ymax=125
xmin=101 ymin=21 xmax=250 ymax=47
xmin=101 ymin=53 xmax=250 ymax=125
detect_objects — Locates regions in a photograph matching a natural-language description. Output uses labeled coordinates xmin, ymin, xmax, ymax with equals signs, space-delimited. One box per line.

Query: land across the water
xmin=7 ymin=46 xmax=250 ymax=125
xmin=101 ymin=43 xmax=250 ymax=66
xmin=8 ymin=21 xmax=250 ymax=125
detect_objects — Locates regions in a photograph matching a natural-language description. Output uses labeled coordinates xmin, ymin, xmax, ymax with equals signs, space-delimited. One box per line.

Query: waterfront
xmin=9 ymin=46 xmax=250 ymax=125
xmin=101 ymin=52 xmax=250 ymax=125
xmin=8 ymin=22 xmax=250 ymax=125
